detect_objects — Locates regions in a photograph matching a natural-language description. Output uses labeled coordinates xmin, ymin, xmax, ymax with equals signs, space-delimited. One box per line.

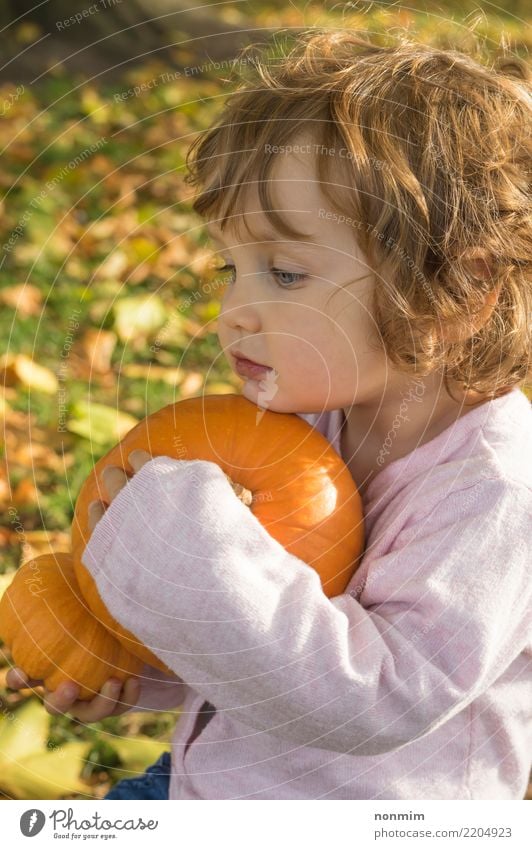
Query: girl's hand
xmin=88 ymin=449 xmax=152 ymax=531
xmin=6 ymin=666 xmax=141 ymax=721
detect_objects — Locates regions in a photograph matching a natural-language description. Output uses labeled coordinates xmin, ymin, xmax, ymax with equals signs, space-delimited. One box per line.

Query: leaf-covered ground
xmin=0 ymin=2 xmax=530 ymax=800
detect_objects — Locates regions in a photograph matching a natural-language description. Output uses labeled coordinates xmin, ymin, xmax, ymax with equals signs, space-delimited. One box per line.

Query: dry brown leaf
xmin=103 ymin=210 xmax=137 ymax=241
xmin=4 ymin=413 xmax=70 ymax=466
xmin=79 ymin=329 xmax=117 ymax=374
xmin=94 ymin=250 xmax=129 ymax=280
xmin=89 ymin=218 xmax=120 ymax=239
xmin=11 ymin=479 xmax=40 ymax=507
xmin=18 ymin=531 xmax=71 ymax=564
xmin=6 ymin=439 xmax=63 ymax=471
xmin=127 ymin=262 xmax=152 ymax=285
xmin=158 ymin=243 xmax=191 ymax=269
xmin=0 ymin=284 xmax=43 ymax=317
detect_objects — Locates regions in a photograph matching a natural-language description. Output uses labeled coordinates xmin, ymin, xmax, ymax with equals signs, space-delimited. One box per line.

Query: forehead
xmin=205 ymin=149 xmax=323 ymax=243
xmin=204 ymin=139 xmax=363 ymax=256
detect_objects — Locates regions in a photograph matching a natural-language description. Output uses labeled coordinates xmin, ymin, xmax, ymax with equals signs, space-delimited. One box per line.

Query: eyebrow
xmin=205 ymin=221 xmax=318 ymax=245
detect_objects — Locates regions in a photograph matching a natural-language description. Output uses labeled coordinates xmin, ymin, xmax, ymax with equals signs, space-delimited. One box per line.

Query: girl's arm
xmin=81 ymin=456 xmax=532 ymax=756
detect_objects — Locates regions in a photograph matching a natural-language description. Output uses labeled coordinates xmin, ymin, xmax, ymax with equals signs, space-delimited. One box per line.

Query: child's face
xmin=212 ymin=144 xmax=393 ymax=415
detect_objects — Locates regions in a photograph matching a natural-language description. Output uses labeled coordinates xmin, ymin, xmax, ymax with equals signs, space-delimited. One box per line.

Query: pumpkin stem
xmin=223 ymin=474 xmax=253 ymax=507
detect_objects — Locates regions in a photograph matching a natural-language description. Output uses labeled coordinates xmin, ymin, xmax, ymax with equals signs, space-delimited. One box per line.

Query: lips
xmin=232 ymin=352 xmax=271 ymax=380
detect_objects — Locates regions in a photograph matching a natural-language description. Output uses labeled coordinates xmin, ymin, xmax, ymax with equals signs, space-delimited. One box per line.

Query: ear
xmin=461 ymin=247 xmax=502 ymax=328
xmin=441 ymin=250 xmax=502 ymax=343
xmin=460 ymin=248 xmax=495 ymax=282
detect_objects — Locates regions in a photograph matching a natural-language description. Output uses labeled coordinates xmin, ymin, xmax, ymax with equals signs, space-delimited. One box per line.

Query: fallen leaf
xmin=127 ymin=261 xmax=152 ymax=285
xmin=79 ymin=328 xmax=117 ymax=374
xmin=113 ymin=295 xmax=168 ymax=346
xmin=94 ymin=249 xmax=128 ymax=280
xmin=15 ymin=531 xmax=71 ymax=564
xmin=1 ymin=739 xmax=90 ymax=800
xmin=11 ymin=479 xmax=40 ymax=507
xmin=0 ymin=354 xmax=58 ymax=394
xmin=0 ymin=698 xmax=49 ymax=768
xmin=0 ymin=284 xmax=42 ymax=316
xmin=6 ymin=438 xmax=66 ymax=471
xmin=66 ymin=400 xmax=138 ymax=445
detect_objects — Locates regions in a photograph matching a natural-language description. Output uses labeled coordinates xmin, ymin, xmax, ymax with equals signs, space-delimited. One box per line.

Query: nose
xmin=218 ymin=272 xmax=263 ymax=334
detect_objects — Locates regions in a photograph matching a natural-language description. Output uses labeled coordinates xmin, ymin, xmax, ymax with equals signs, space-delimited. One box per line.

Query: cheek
xmin=279 ymin=335 xmax=338 ymax=389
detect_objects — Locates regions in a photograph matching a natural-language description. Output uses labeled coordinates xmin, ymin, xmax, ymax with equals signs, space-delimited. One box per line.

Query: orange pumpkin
xmin=0 ymin=552 xmax=143 ymax=700
xmin=1 ymin=394 xmax=364 ymax=699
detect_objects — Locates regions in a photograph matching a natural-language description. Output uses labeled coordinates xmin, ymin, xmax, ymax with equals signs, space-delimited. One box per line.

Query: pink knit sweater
xmin=82 ymin=387 xmax=532 ymax=799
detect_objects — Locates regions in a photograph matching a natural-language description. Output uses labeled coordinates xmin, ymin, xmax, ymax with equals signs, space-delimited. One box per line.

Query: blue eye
xmin=271 ymin=268 xmax=307 ymax=287
xmin=215 ymin=264 xmax=306 ymax=288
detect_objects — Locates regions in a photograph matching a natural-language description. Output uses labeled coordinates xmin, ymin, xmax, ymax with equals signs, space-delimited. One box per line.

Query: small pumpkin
xmin=0 ymin=394 xmax=364 ymax=699
xmin=0 ymin=552 xmax=142 ymax=700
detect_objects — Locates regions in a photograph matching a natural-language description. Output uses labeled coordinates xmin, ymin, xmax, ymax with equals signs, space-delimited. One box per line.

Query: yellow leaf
xmin=113 ymin=295 xmax=168 ymax=344
xmin=0 ymin=741 xmax=90 ymax=800
xmin=121 ymin=363 xmax=185 ymax=386
xmin=66 ymin=400 xmax=138 ymax=445
xmin=195 ymin=300 xmax=221 ymax=322
xmin=0 ymin=698 xmax=49 ymax=769
xmin=108 ymin=735 xmax=170 ymax=776
xmin=80 ymin=86 xmax=110 ymax=125
xmin=0 ymin=353 xmax=58 ymax=394
xmin=127 ymin=236 xmax=160 ymax=264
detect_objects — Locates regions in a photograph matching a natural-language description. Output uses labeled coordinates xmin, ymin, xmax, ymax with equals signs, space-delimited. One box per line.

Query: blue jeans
xmin=103 ymin=751 xmax=171 ymax=800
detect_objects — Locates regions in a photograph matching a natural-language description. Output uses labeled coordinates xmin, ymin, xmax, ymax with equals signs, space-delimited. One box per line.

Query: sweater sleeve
xmin=81 ymin=456 xmax=532 ymax=756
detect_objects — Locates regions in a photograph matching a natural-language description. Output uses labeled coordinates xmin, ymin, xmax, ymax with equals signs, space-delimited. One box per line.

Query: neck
xmin=341 ymin=374 xmax=490 ymax=496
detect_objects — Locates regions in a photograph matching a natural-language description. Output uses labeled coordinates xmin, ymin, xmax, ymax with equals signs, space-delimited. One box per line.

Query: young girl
xmin=8 ymin=30 xmax=532 ymax=800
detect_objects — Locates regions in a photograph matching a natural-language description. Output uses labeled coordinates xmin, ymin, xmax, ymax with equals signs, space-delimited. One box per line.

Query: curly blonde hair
xmin=185 ymin=29 xmax=531 ymax=402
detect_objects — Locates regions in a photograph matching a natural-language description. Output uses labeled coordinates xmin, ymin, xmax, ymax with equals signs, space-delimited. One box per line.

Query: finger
xmin=110 ymin=677 xmax=141 ymax=715
xmin=43 ymin=681 xmax=81 ymax=716
xmin=128 ymin=450 xmax=152 ymax=473
xmin=6 ymin=667 xmax=28 ymax=689
xmin=6 ymin=667 xmax=42 ymax=690
xmin=88 ymin=500 xmax=106 ymax=532
xmin=101 ymin=465 xmax=130 ymax=501
xmin=69 ymin=678 xmax=125 ymax=723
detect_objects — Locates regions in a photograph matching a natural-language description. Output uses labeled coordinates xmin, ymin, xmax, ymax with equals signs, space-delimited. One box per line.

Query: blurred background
xmin=0 ymin=0 xmax=530 ymax=800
